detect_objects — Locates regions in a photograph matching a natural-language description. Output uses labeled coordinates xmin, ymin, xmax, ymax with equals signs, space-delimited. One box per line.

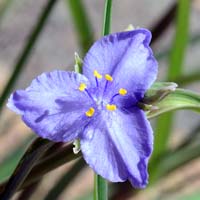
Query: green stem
xmin=94 ymin=0 xmax=112 ymax=199
xmin=94 ymin=174 xmax=108 ymax=200
xmin=102 ymin=0 xmax=112 ymax=36
xmin=0 ymin=0 xmax=58 ymax=114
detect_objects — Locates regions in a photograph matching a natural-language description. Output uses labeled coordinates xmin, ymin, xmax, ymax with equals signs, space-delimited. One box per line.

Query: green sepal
xmin=144 ymin=83 xmax=200 ymax=118
xmin=143 ymin=82 xmax=178 ymax=104
xmin=74 ymin=52 xmax=83 ymax=73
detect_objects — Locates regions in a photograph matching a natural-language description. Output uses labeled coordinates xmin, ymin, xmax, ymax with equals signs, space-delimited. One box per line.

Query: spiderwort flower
xmin=7 ymin=28 xmax=158 ymax=188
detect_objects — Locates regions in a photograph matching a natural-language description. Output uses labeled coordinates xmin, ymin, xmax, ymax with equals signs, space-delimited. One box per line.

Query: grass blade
xmin=0 ymin=0 xmax=58 ymax=114
xmin=168 ymin=0 xmax=190 ymax=80
xmin=152 ymin=0 xmax=190 ymax=164
xmin=151 ymin=141 xmax=200 ymax=182
xmin=102 ymin=0 xmax=112 ymax=36
xmin=0 ymin=143 xmax=81 ymax=193
xmin=66 ymin=0 xmax=94 ymax=54
xmin=0 ymin=136 xmax=34 ymax=182
xmin=0 ymin=138 xmax=53 ymax=199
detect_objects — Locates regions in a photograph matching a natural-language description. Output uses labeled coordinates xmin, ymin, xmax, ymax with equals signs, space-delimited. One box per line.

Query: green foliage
xmin=67 ymin=0 xmax=94 ymax=54
xmin=0 ymin=140 xmax=29 ymax=182
xmin=146 ymin=87 xmax=200 ymax=119
xmin=152 ymin=0 xmax=191 ymax=165
xmin=0 ymin=0 xmax=58 ymax=114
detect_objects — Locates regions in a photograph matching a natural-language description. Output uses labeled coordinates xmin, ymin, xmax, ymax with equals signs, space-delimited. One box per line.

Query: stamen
xmin=119 ymin=88 xmax=127 ymax=96
xmin=85 ymin=107 xmax=95 ymax=117
xmin=79 ymin=83 xmax=87 ymax=91
xmin=110 ymin=88 xmax=128 ymax=103
xmin=79 ymin=83 xmax=94 ymax=101
xmin=105 ymin=74 xmax=113 ymax=82
xmin=94 ymin=70 xmax=102 ymax=79
xmin=106 ymin=104 xmax=117 ymax=111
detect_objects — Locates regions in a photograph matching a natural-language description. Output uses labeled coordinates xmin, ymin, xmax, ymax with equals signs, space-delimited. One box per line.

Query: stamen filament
xmin=95 ymin=77 xmax=99 ymax=87
xmin=103 ymin=74 xmax=113 ymax=95
xmin=85 ymin=89 xmax=94 ymax=101
xmin=110 ymin=94 xmax=119 ymax=103
xmin=110 ymin=88 xmax=128 ymax=103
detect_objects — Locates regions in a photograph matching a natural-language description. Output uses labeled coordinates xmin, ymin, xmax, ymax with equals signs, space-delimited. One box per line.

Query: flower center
xmin=78 ymin=70 xmax=127 ymax=117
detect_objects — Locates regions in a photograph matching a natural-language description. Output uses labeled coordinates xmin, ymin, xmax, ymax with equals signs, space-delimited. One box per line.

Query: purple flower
xmin=7 ymin=29 xmax=158 ymax=188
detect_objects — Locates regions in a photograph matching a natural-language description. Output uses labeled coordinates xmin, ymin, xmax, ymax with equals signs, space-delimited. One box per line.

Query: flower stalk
xmin=94 ymin=174 xmax=108 ymax=200
xmin=94 ymin=0 xmax=112 ymax=199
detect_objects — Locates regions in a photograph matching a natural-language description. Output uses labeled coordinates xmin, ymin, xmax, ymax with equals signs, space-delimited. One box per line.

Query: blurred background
xmin=0 ymin=0 xmax=200 ymax=199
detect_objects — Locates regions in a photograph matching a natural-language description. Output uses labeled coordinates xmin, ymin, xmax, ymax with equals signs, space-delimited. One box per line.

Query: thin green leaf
xmin=152 ymin=0 xmax=190 ymax=163
xmin=168 ymin=0 xmax=190 ymax=80
xmin=102 ymin=0 xmax=112 ymax=36
xmin=0 ymin=138 xmax=53 ymax=199
xmin=0 ymin=143 xmax=81 ymax=193
xmin=0 ymin=0 xmax=58 ymax=114
xmin=66 ymin=0 xmax=94 ymax=54
xmin=0 ymin=136 xmax=34 ymax=182
xmin=151 ymin=141 xmax=200 ymax=182
xmin=20 ymin=143 xmax=80 ymax=190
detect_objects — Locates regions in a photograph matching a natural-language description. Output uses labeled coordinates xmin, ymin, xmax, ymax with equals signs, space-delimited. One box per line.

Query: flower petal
xmin=82 ymin=28 xmax=158 ymax=96
xmin=7 ymin=70 xmax=93 ymax=142
xmin=80 ymin=107 xmax=153 ymax=188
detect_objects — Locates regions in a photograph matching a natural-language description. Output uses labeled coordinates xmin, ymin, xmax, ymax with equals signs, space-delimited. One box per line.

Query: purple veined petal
xmin=7 ymin=70 xmax=93 ymax=142
xmin=80 ymin=107 xmax=153 ymax=188
xmin=82 ymin=28 xmax=158 ymax=97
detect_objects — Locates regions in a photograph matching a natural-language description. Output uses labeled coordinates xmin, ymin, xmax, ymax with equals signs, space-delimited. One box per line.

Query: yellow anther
xmin=106 ymin=104 xmax=117 ymax=111
xmin=119 ymin=88 xmax=127 ymax=96
xmin=79 ymin=83 xmax=87 ymax=91
xmin=94 ymin=70 xmax=102 ymax=79
xmin=85 ymin=107 xmax=95 ymax=117
xmin=105 ymin=74 xmax=113 ymax=82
